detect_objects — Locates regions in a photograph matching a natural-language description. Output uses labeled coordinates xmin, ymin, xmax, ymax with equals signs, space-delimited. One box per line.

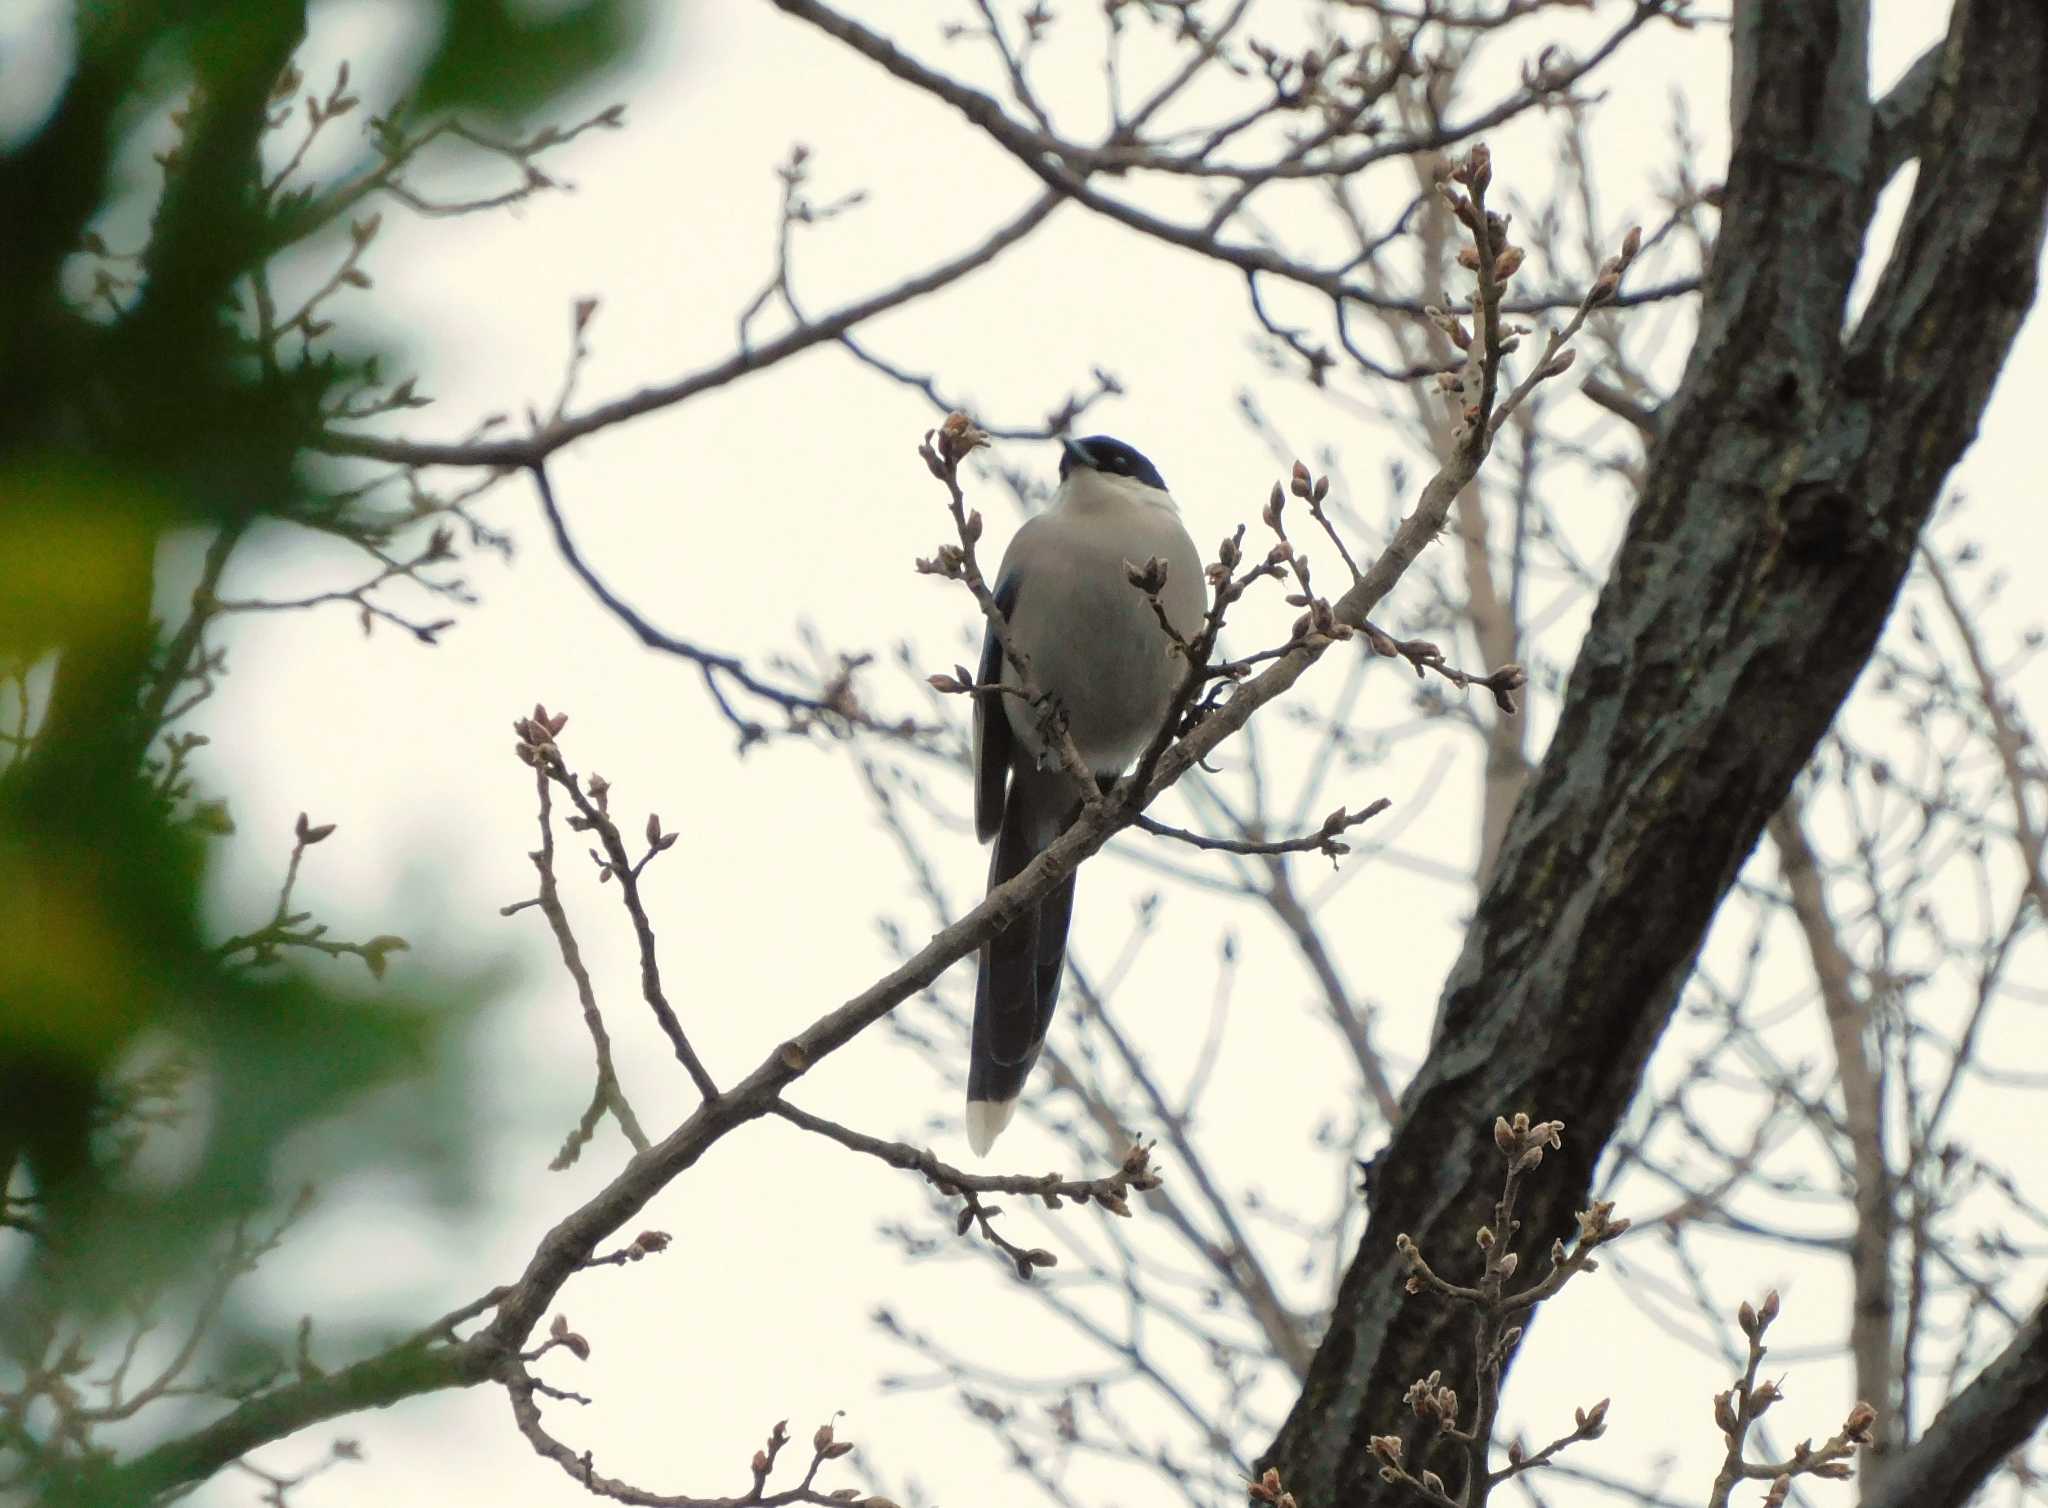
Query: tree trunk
xmin=1261 ymin=3 xmax=2048 ymax=1502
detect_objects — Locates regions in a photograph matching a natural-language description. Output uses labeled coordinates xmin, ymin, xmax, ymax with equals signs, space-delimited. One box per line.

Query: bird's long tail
xmin=967 ymin=766 xmax=1077 ymax=1156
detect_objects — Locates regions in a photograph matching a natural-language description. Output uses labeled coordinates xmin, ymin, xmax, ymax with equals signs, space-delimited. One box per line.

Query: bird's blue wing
xmin=972 ymin=570 xmax=1019 ymax=844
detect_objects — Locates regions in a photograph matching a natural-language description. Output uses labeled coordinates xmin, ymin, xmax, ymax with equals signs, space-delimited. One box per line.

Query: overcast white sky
xmin=33 ymin=0 xmax=2042 ymax=1503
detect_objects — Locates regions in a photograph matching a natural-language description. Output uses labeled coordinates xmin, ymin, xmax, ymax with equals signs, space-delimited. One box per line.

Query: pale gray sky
xmin=104 ymin=1 xmax=2048 ymax=1503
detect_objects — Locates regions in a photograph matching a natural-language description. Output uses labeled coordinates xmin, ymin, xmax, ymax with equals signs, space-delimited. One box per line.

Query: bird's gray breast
xmin=999 ymin=503 xmax=1205 ymax=775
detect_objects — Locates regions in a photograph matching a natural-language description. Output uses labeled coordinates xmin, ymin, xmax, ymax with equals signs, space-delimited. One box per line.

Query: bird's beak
xmin=1059 ymin=436 xmax=1093 ymax=469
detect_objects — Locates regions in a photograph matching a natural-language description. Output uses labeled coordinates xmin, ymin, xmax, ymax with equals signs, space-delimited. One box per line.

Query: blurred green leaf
xmin=0 ymin=461 xmax=171 ymax=656
xmin=413 ymin=0 xmax=647 ymax=117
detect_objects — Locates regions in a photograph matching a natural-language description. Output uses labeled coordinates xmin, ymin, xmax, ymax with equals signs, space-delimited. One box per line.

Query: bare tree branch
xmin=318 ymin=192 xmax=1063 ymax=469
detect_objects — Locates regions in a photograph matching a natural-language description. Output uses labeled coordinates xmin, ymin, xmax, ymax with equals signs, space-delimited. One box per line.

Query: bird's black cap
xmin=1059 ymin=434 xmax=1167 ymax=492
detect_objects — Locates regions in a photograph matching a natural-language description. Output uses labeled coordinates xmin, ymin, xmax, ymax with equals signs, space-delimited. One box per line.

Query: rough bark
xmin=1261 ymin=2 xmax=2048 ymax=1502
xmin=1860 ymin=1292 xmax=2048 ymax=1508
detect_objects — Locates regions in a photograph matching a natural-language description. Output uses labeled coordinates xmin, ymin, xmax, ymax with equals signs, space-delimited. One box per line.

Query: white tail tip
xmin=965 ymin=1097 xmax=1018 ymax=1158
